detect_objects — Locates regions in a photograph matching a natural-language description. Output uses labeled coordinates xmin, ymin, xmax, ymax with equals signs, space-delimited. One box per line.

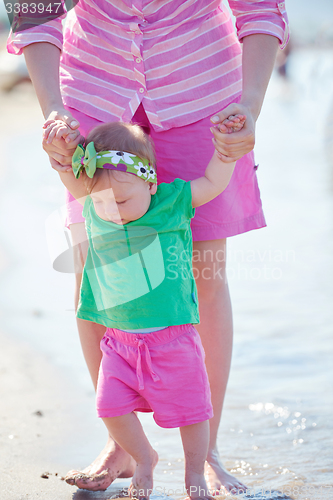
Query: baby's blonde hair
xmin=83 ymin=121 xmax=156 ymax=192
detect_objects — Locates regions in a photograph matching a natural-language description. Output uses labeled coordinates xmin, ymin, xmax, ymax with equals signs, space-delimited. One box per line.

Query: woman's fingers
xmin=210 ymin=104 xmax=245 ymax=125
xmin=44 ymin=109 xmax=80 ymax=130
xmin=49 ymin=156 xmax=73 ymax=172
xmin=43 ymin=141 xmax=76 ymax=165
xmin=210 ymin=126 xmax=254 ymax=158
xmin=43 ymin=136 xmax=78 ymax=153
xmin=210 ymin=123 xmax=253 ymax=144
xmin=61 ymin=113 xmax=80 ymax=129
xmin=213 ymin=147 xmax=240 ymax=163
xmin=210 ymin=103 xmax=256 ymax=158
xmin=42 ymin=110 xmax=82 ymax=168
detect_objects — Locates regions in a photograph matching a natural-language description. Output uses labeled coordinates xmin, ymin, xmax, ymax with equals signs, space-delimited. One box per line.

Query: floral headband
xmin=72 ymin=143 xmax=157 ymax=183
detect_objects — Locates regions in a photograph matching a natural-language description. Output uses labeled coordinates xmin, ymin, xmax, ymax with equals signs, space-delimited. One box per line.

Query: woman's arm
xmin=210 ymin=33 xmax=279 ymax=162
xmin=239 ymin=34 xmax=279 ymax=122
xmin=23 ymin=42 xmax=66 ymax=119
xmin=23 ymin=42 xmax=83 ymax=171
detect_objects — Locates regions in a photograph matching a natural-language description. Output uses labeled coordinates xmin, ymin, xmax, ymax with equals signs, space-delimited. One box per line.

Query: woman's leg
xmin=192 ymin=238 xmax=246 ymax=493
xmin=64 ymin=222 xmax=136 ymax=491
xmin=179 ymin=421 xmax=212 ymax=500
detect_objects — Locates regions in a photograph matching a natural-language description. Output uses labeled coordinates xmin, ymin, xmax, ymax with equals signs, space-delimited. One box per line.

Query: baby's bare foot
xmin=129 ymin=449 xmax=158 ymax=500
xmin=185 ymin=470 xmax=214 ymax=500
xmin=65 ymin=437 xmax=136 ymax=491
xmin=218 ymin=114 xmax=246 ymax=134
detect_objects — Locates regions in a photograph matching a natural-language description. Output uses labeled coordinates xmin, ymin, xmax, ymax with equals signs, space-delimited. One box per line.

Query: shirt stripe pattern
xmin=7 ymin=0 xmax=289 ymax=131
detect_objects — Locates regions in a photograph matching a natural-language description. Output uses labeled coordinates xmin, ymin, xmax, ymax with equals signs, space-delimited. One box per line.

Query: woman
xmin=8 ymin=0 xmax=288 ymax=493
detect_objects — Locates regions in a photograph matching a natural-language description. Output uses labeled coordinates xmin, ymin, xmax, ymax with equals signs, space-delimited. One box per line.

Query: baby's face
xmin=90 ymin=170 xmax=157 ymax=225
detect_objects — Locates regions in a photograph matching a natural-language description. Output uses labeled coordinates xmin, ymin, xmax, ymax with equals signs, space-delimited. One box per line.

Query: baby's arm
xmin=58 ymin=168 xmax=88 ymax=206
xmin=191 ymin=114 xmax=245 ymax=208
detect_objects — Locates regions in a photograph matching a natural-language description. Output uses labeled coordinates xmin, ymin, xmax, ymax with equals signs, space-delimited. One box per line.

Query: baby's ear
xmin=149 ymin=183 xmax=157 ymax=195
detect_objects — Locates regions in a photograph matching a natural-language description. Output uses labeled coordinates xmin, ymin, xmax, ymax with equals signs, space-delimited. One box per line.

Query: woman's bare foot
xmin=65 ymin=436 xmax=136 ymax=491
xmin=129 ymin=449 xmax=158 ymax=500
xmin=205 ymin=449 xmax=247 ymax=495
xmin=185 ymin=469 xmax=214 ymax=500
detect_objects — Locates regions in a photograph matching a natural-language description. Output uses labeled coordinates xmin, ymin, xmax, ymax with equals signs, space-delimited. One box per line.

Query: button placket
xmin=129 ymin=0 xmax=147 ymax=101
xmin=130 ymin=9 xmax=146 ymax=98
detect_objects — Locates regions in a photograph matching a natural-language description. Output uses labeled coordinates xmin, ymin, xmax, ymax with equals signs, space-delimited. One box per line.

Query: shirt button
xmin=136 ymin=57 xmax=141 ymax=63
xmin=139 ymin=88 xmax=145 ymax=93
xmin=129 ymin=22 xmax=142 ymax=34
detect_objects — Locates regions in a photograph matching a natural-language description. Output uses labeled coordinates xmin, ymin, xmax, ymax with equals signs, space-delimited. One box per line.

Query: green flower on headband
xmin=72 ymin=142 xmax=98 ymax=179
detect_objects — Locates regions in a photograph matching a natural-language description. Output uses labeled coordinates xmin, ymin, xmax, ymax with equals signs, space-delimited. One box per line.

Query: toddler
xmin=45 ymin=114 xmax=245 ymax=499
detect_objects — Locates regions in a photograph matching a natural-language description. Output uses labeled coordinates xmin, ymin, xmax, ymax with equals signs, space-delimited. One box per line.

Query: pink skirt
xmin=65 ymin=104 xmax=266 ymax=241
xmin=96 ymin=324 xmax=213 ymax=428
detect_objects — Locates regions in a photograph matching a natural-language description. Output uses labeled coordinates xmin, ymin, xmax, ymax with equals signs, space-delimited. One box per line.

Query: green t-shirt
xmin=76 ymin=178 xmax=199 ymax=329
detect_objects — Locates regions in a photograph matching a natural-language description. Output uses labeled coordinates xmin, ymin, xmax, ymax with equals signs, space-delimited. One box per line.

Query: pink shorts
xmin=96 ymin=324 xmax=213 ymax=428
xmin=64 ymin=104 xmax=266 ymax=241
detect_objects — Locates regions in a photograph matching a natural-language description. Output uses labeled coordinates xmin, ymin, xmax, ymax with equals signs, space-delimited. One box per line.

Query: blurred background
xmin=0 ymin=2 xmax=332 ymax=499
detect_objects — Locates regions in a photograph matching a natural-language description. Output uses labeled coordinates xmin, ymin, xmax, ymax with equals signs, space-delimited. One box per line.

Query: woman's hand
xmin=210 ymin=102 xmax=256 ymax=163
xmin=42 ymin=108 xmax=84 ymax=172
xmin=43 ymin=136 xmax=83 ymax=172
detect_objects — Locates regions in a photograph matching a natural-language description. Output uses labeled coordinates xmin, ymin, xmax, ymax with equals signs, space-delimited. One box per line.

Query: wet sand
xmin=0 ymin=328 xmax=78 ymax=499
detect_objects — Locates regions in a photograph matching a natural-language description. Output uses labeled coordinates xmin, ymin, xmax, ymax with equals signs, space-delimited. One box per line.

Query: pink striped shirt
xmin=7 ymin=0 xmax=289 ymax=131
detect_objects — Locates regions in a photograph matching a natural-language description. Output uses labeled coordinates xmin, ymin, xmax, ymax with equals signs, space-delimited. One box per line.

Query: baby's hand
xmin=43 ymin=119 xmax=81 ymax=145
xmin=218 ymin=114 xmax=246 ymax=134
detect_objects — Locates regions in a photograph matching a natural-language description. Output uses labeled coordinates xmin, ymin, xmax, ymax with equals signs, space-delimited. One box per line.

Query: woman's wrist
xmin=44 ymin=105 xmax=71 ymax=121
xmin=239 ymin=96 xmax=262 ymax=123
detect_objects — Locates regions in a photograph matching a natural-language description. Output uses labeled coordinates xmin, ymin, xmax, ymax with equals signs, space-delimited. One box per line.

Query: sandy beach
xmin=0 ymin=46 xmax=333 ymax=500
xmin=0 ymin=328 xmax=80 ymax=499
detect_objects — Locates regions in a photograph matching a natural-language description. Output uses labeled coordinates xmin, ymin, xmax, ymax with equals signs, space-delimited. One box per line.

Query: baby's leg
xmin=180 ymin=421 xmax=213 ymax=500
xmin=103 ymin=413 xmax=158 ymax=500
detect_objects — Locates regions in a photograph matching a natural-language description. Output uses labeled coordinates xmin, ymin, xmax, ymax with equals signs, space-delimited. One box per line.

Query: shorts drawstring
xmin=135 ymin=337 xmax=160 ymax=390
